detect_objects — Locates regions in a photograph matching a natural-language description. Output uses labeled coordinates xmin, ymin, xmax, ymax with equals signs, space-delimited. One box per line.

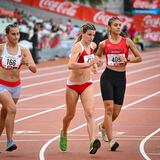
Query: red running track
xmin=0 ymin=48 xmax=160 ymax=160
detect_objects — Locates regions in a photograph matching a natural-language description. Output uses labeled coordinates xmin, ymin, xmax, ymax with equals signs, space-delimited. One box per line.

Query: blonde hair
xmin=75 ymin=23 xmax=96 ymax=44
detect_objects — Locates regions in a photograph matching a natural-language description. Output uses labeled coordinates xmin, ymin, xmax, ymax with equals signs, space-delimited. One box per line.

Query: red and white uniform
xmin=0 ymin=44 xmax=22 ymax=70
xmin=67 ymin=42 xmax=94 ymax=94
xmin=0 ymin=44 xmax=22 ymax=97
xmin=77 ymin=42 xmax=94 ymax=63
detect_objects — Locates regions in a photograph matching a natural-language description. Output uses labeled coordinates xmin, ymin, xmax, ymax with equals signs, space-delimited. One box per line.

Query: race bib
xmin=107 ymin=54 xmax=125 ymax=66
xmin=84 ymin=54 xmax=95 ymax=63
xmin=2 ymin=55 xmax=19 ymax=69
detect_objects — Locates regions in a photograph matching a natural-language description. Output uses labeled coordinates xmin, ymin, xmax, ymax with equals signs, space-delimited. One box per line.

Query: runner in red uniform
xmin=96 ymin=17 xmax=142 ymax=151
xmin=59 ymin=23 xmax=101 ymax=154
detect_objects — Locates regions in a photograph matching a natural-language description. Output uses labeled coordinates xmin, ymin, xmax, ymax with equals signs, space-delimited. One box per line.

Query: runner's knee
xmin=84 ymin=109 xmax=94 ymax=120
xmin=6 ymin=104 xmax=16 ymax=114
xmin=1 ymin=107 xmax=7 ymax=114
xmin=104 ymin=102 xmax=114 ymax=116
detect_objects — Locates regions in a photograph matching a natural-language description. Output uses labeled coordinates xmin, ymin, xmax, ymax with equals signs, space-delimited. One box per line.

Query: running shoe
xmin=89 ymin=139 xmax=101 ymax=154
xmin=59 ymin=129 xmax=67 ymax=151
xmin=98 ymin=123 xmax=108 ymax=142
xmin=109 ymin=139 xmax=119 ymax=151
xmin=6 ymin=139 xmax=17 ymax=152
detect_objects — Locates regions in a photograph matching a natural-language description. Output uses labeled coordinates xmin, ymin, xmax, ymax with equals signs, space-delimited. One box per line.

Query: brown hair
xmin=108 ymin=16 xmax=121 ymax=26
xmin=108 ymin=16 xmax=125 ymax=37
xmin=5 ymin=24 xmax=18 ymax=34
xmin=75 ymin=23 xmax=96 ymax=43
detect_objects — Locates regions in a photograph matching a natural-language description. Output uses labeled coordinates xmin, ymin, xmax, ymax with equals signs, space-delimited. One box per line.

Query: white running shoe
xmin=98 ymin=123 xmax=108 ymax=142
xmin=109 ymin=139 xmax=119 ymax=151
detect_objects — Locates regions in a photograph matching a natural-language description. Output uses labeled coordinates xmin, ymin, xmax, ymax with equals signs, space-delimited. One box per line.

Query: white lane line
xmin=21 ymin=57 xmax=160 ymax=80
xmin=15 ymin=104 xmax=65 ymax=123
xmin=127 ymin=108 xmax=160 ymax=111
xmin=123 ymin=91 xmax=160 ymax=109
xmin=126 ymin=74 xmax=159 ymax=86
xmin=114 ymin=135 xmax=160 ymax=138
xmin=125 ymin=94 xmax=160 ymax=96
xmin=21 ymin=64 xmax=67 ymax=74
xmin=1 ymin=137 xmax=160 ymax=143
xmin=2 ymin=132 xmax=160 ymax=139
xmin=19 ymin=71 xmax=160 ymax=101
xmin=22 ymin=70 xmax=68 ymax=80
xmin=15 ymin=130 xmax=40 ymax=134
xmin=22 ymin=77 xmax=67 ymax=89
xmin=21 ymin=51 xmax=159 ymax=74
xmin=16 ymin=75 xmax=160 ymax=122
xmin=128 ymin=58 xmax=160 ymax=67
xmin=139 ymin=128 xmax=160 ymax=160
xmin=140 ymin=50 xmax=160 ymax=57
xmin=93 ymin=74 xmax=160 ymax=86
xmin=14 ymin=134 xmax=160 ymax=139
xmin=0 ymin=139 xmax=51 ymax=142
xmin=147 ymin=153 xmax=160 ymax=156
xmin=0 ymin=66 xmax=159 ymax=108
xmin=20 ymin=73 xmax=160 ymax=103
xmin=49 ymin=138 xmax=160 ymax=141
xmin=15 ymin=107 xmax=160 ymax=111
xmin=39 ymin=90 xmax=160 ymax=160
xmin=21 ymin=64 xmax=160 ymax=89
xmin=1 ymin=138 xmax=160 ymax=143
xmin=22 ymin=65 xmax=160 ymax=88
xmin=19 ymin=88 xmax=65 ymax=103
xmin=126 ymin=64 xmax=160 ymax=75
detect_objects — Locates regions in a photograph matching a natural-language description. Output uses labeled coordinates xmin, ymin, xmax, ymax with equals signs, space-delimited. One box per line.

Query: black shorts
xmin=100 ymin=67 xmax=126 ymax=105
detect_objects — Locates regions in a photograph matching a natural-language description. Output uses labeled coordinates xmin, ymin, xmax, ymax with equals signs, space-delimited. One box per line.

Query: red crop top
xmin=77 ymin=42 xmax=94 ymax=63
xmin=104 ymin=37 xmax=129 ymax=66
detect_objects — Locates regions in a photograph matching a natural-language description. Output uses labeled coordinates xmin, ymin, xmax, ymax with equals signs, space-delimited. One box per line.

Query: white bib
xmin=2 ymin=54 xmax=21 ymax=69
xmin=1 ymin=44 xmax=22 ymax=69
xmin=84 ymin=54 xmax=95 ymax=63
xmin=107 ymin=54 xmax=125 ymax=66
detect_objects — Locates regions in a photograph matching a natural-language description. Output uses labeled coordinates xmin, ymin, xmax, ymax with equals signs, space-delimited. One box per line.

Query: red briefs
xmin=67 ymin=81 xmax=93 ymax=95
xmin=0 ymin=78 xmax=21 ymax=87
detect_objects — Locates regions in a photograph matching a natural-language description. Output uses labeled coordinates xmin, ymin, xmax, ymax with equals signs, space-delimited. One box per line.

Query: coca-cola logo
xmin=119 ymin=15 xmax=133 ymax=28
xmin=133 ymin=0 xmax=158 ymax=9
xmin=40 ymin=0 xmax=60 ymax=11
xmin=93 ymin=11 xmax=132 ymax=27
xmin=144 ymin=31 xmax=160 ymax=42
xmin=143 ymin=15 xmax=160 ymax=28
xmin=93 ymin=11 xmax=112 ymax=25
xmin=56 ymin=2 xmax=79 ymax=16
xmin=39 ymin=0 xmax=79 ymax=16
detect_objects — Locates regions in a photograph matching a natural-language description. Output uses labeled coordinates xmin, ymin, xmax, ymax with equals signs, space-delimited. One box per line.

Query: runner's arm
xmin=22 ymin=48 xmax=37 ymax=73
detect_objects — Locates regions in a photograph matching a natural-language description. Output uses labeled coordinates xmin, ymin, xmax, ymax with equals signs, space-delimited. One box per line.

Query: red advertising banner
xmin=11 ymin=0 xmax=132 ymax=27
xmin=134 ymin=14 xmax=160 ymax=42
xmin=132 ymin=0 xmax=160 ymax=9
xmin=12 ymin=0 xmax=33 ymax=5
xmin=0 ymin=7 xmax=14 ymax=17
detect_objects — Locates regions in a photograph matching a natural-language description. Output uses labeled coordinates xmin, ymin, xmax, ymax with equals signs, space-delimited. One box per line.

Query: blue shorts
xmin=0 ymin=84 xmax=21 ymax=99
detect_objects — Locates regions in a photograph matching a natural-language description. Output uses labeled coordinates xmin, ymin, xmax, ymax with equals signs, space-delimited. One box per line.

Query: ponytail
xmin=74 ymin=33 xmax=82 ymax=44
xmin=74 ymin=23 xmax=96 ymax=44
